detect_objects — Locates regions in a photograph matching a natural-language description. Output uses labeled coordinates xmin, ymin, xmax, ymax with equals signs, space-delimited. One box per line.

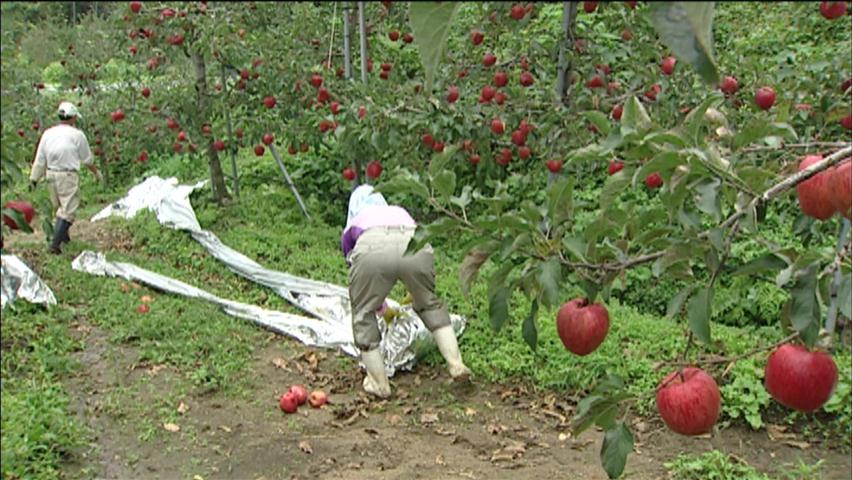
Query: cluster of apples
xmin=555 ymin=299 xmax=839 ymax=436
xmin=279 ymin=384 xmax=327 ymax=413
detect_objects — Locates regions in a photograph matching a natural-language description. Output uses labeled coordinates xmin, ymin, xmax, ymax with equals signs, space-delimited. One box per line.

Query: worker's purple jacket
xmin=340 ymin=205 xmax=417 ymax=259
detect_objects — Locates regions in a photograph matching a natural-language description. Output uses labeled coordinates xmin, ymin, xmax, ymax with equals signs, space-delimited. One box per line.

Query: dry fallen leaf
xmin=435 ymin=427 xmax=456 ymax=436
xmin=767 ymin=424 xmax=797 ymax=442
xmin=219 ymin=425 xmax=232 ymax=433
xmin=148 ymin=364 xmax=167 ymax=376
xmin=420 ymin=413 xmax=439 ymax=425
xmin=177 ymin=401 xmax=189 ymax=414
xmin=131 ymin=282 xmax=142 ymax=290
xmin=487 ymin=424 xmax=507 ymax=435
xmin=782 ymin=440 xmax=811 ymax=450
xmin=435 ymin=454 xmax=446 ymax=466
xmin=299 ymin=440 xmax=313 ymax=454
xmin=163 ymin=423 xmax=180 ymax=432
xmin=271 ymin=357 xmax=289 ymax=370
xmin=464 ymin=407 xmax=478 ymax=417
xmin=140 ymin=295 xmax=153 ymax=303
xmin=558 ymin=432 xmax=571 ymax=442
xmin=387 ymin=414 xmax=402 ymax=426
xmin=192 ymin=475 xmax=204 ymax=480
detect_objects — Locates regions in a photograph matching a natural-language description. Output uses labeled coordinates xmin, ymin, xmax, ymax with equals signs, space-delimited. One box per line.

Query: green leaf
xmin=839 ymin=273 xmax=852 ymax=320
xmin=522 ymin=299 xmax=539 ymax=351
xmin=459 ymin=240 xmax=500 ymax=296
xmin=488 ymin=285 xmax=510 ymax=331
xmin=733 ymin=253 xmax=789 ymax=277
xmin=1 ymin=209 xmax=33 ymax=233
xmin=403 ymin=225 xmax=431 ymax=257
xmin=666 ymin=285 xmax=694 ymax=319
xmin=789 ymin=264 xmax=820 ymax=348
xmin=547 ymin=177 xmax=574 ymax=224
xmin=600 ymin=423 xmax=634 ymax=479
xmin=687 ymin=286 xmax=713 ymax=343
xmin=377 ymin=171 xmax=430 ymax=200
xmin=648 ymin=2 xmax=720 ymax=85
xmin=694 ymin=177 xmax=722 ymax=221
xmin=563 ymin=235 xmax=588 ymax=262
xmin=538 ymin=258 xmax=561 ymax=308
xmin=632 ymin=152 xmax=682 ymax=188
xmin=600 ymin=169 xmax=631 ymax=210
xmin=408 ymin=2 xmax=460 ymax=93
xmin=733 ymin=121 xmax=798 ymax=149
xmin=428 ymin=144 xmax=459 ymax=178
xmin=620 ymin=97 xmax=652 ymax=135
xmin=581 ymin=279 xmax=601 ymax=303
xmin=583 ymin=111 xmax=612 ymax=136
xmin=433 ymin=170 xmax=456 ymax=201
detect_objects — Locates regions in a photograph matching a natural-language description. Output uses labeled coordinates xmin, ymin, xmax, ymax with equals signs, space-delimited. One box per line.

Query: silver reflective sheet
xmin=89 ymin=176 xmax=466 ymax=375
xmin=1 ymin=254 xmax=57 ymax=309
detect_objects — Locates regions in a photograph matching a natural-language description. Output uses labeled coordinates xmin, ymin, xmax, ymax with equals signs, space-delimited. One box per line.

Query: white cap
xmin=57 ymin=101 xmax=81 ymax=119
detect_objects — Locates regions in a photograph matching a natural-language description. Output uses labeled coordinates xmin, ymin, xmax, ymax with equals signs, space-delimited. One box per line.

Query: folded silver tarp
xmin=1 ymin=254 xmax=57 ymax=309
xmin=84 ymin=176 xmax=465 ymax=375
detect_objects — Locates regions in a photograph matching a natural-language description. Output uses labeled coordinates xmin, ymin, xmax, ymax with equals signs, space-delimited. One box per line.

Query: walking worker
xmin=29 ymin=101 xmax=101 ymax=254
xmin=342 ymin=184 xmax=471 ymax=398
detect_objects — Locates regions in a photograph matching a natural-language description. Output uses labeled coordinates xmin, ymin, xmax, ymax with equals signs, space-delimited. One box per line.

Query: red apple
xmin=608 ymin=160 xmax=625 ymax=175
xmin=496 ymin=147 xmax=512 ymax=166
xmin=494 ymin=71 xmax=508 ymax=87
xmin=288 ymin=145 xmax=297 ymax=155
xmin=765 ymin=344 xmax=838 ymax=412
xmin=518 ymin=146 xmax=531 ymax=160
xmin=213 ymin=139 xmax=225 ymax=151
xmin=317 ymin=88 xmax=331 ymax=104
xmin=167 ymin=118 xmax=179 ymax=129
xmin=202 ymin=124 xmax=212 ymax=135
xmin=136 ymin=304 xmax=150 ymax=314
xmin=402 ymin=33 xmax=413 ymax=44
xmin=490 ymin=118 xmax=505 ymax=135
xmin=358 ymin=105 xmax=367 ymax=119
xmin=519 ymin=71 xmax=534 ymax=87
xmin=263 ymin=96 xmax=276 ymax=108
xmin=556 ymin=298 xmax=609 ymax=356
xmin=381 ymin=62 xmax=392 ymax=72
xmin=611 ymin=104 xmax=623 ymax=121
xmin=330 ymin=101 xmax=341 ymax=114
xmin=421 ymin=134 xmax=434 ymax=147
xmin=481 ymin=85 xmax=496 ymax=102
xmin=828 ymin=160 xmax=851 ymax=218
xmin=310 ymin=74 xmax=323 ymax=88
xmin=388 ymin=30 xmax=400 ymax=41
xmin=796 ymin=155 xmax=836 ymax=220
xmin=546 ymin=159 xmax=563 ymax=173
xmin=754 ymin=86 xmax=776 ymax=110
xmin=471 ymin=30 xmax=484 ymax=46
xmin=141 ymin=87 xmax=151 ymax=98
xmin=301 ymin=143 xmax=309 ymax=153
xmin=379 ymin=70 xmax=390 ymax=80
xmin=621 ymin=29 xmax=633 ymax=41
xmin=137 ymin=151 xmax=149 ymax=163
xmin=446 ymin=85 xmax=459 ymax=103
xmin=494 ymin=91 xmax=508 ymax=105
xmin=173 ymin=143 xmax=182 ymax=153
xmin=254 ymin=145 xmax=265 ymax=156
xmin=366 ymin=161 xmax=383 ymax=179
xmin=279 ymin=392 xmax=299 ymax=413
xmin=820 ymin=1 xmax=848 ymax=20
xmin=2 ymin=201 xmax=36 ymax=230
xmin=645 ymin=172 xmax=663 ymax=189
xmin=841 ymin=115 xmax=852 ymax=130
xmin=289 ymin=385 xmax=309 ymax=405
xmin=433 ymin=142 xmax=445 ymax=153
xmin=511 ymin=4 xmax=526 ymax=20
xmin=625 ymin=0 xmax=637 ymax=8
xmin=111 ymin=110 xmax=125 ymax=123
xmin=308 ymin=390 xmax=327 ymax=408
xmin=483 ymin=53 xmax=497 ymax=67
xmin=661 ymin=56 xmax=677 ymax=75
xmin=586 ymin=75 xmax=604 ymax=89
xmin=343 ymin=167 xmax=356 ymax=181
xmin=261 ymin=133 xmax=274 ymax=146
xmin=584 ymin=1 xmax=598 ymax=13
xmin=511 ymin=130 xmax=527 ymax=147
xmin=130 ymin=1 xmax=142 ymax=13
xmin=656 ymin=367 xmax=721 ymax=435
xmin=468 ymin=154 xmax=481 ymax=166
xmin=720 ymin=76 xmax=739 ymax=95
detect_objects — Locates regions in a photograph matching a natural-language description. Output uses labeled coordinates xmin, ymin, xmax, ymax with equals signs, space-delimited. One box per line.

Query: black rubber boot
xmin=49 ymin=219 xmax=69 ymax=254
xmin=61 ymin=220 xmax=72 ymax=245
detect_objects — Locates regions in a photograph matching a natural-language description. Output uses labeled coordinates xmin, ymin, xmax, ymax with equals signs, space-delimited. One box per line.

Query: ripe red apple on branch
xmin=556 ymin=298 xmax=610 ymax=356
xmin=764 ymin=344 xmax=838 ymax=412
xmin=796 ymin=155 xmax=837 ymax=220
xmin=656 ymin=367 xmax=721 ymax=435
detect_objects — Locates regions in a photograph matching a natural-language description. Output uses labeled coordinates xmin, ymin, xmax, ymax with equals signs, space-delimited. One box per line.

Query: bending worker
xmin=342 ymin=184 xmax=471 ymax=398
xmin=29 ymin=101 xmax=101 ymax=254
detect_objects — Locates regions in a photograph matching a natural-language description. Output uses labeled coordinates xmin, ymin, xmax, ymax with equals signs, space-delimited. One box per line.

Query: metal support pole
xmin=343 ymin=5 xmax=353 ymax=79
xmin=358 ymin=1 xmax=368 ymax=85
xmin=269 ymin=144 xmax=311 ymax=220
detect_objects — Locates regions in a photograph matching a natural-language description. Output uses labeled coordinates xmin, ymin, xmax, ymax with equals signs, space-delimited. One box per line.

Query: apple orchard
xmin=1 ymin=1 xmax=851 ymax=478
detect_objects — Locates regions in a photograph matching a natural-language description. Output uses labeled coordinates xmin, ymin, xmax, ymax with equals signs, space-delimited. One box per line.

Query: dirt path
xmin=61 ymin=321 xmax=852 ymax=480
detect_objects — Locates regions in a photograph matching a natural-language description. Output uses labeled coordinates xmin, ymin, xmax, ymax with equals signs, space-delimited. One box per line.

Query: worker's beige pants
xmin=349 ymin=225 xmax=451 ymax=351
xmin=46 ymin=171 xmax=80 ymax=223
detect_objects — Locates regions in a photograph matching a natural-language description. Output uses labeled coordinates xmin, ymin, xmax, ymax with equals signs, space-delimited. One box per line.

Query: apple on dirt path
xmin=279 ymin=392 xmax=299 ymax=413
xmin=289 ymin=385 xmax=309 ymax=405
xmin=764 ymin=344 xmax=838 ymax=412
xmin=308 ymin=390 xmax=327 ymax=408
xmin=556 ymin=298 xmax=610 ymax=356
xmin=656 ymin=367 xmax=721 ymax=436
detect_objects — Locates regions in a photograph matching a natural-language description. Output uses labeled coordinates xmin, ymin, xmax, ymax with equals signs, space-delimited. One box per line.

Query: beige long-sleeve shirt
xmin=30 ymin=124 xmax=93 ymax=181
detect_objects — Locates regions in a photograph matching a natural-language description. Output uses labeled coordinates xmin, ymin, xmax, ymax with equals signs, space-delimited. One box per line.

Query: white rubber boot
xmin=360 ymin=348 xmax=391 ymax=398
xmin=432 ymin=325 xmax=472 ymax=381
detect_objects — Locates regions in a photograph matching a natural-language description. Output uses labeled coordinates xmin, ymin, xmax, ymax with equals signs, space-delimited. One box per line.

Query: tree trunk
xmin=192 ymin=50 xmax=229 ymax=205
xmin=220 ymin=64 xmax=240 ymax=200
xmin=556 ymin=1 xmax=578 ymax=108
xmin=342 ymin=6 xmax=353 ymax=80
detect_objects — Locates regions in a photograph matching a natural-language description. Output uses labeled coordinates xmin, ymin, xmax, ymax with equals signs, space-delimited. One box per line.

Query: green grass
xmin=665 ymin=450 xmax=826 ymax=480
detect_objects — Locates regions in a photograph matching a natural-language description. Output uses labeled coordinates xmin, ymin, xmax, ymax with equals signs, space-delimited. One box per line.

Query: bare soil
xmin=60 ymin=322 xmax=852 ymax=480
